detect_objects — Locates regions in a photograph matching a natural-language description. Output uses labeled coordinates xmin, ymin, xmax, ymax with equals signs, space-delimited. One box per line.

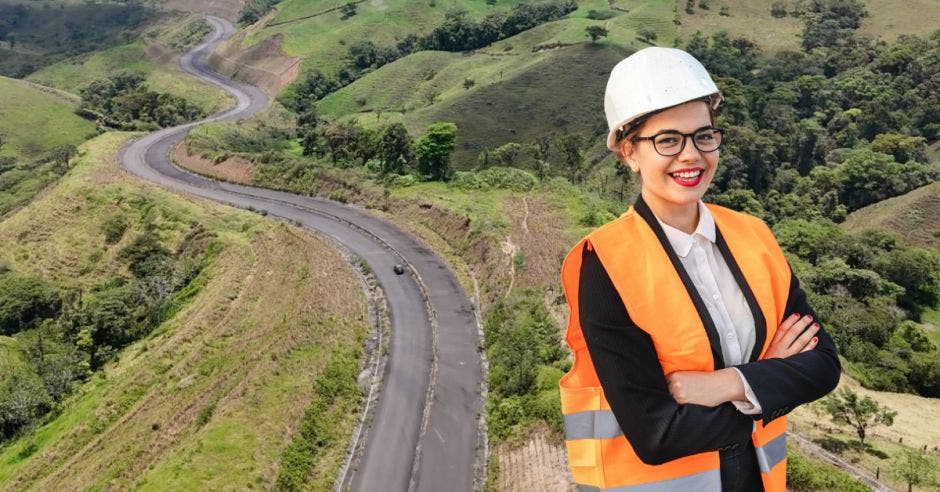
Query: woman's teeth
xmin=670 ymin=170 xmax=703 ymax=179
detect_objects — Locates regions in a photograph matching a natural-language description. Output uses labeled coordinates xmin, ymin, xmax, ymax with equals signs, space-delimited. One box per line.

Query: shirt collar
xmin=655 ymin=201 xmax=716 ymax=258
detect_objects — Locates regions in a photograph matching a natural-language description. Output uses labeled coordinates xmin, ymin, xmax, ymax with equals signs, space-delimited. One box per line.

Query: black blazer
xmin=577 ymin=197 xmax=841 ymax=466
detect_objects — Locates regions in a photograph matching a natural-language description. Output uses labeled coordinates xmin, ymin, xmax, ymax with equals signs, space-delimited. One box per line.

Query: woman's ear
xmin=620 ymin=140 xmax=639 ymax=173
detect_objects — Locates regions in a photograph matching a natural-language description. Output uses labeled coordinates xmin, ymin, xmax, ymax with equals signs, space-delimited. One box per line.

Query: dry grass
xmin=496 ymin=422 xmax=574 ymax=492
xmin=841 ymin=181 xmax=940 ymax=250
xmin=679 ymin=0 xmax=940 ymax=53
xmin=0 ymin=132 xmax=368 ymax=489
xmin=788 ymin=374 xmax=940 ymax=491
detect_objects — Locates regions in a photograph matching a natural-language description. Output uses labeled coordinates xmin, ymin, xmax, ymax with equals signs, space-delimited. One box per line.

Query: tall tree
xmin=414 ymin=122 xmax=457 ymax=181
xmin=553 ymin=133 xmax=584 ymax=183
xmin=377 ymin=122 xmax=413 ymax=174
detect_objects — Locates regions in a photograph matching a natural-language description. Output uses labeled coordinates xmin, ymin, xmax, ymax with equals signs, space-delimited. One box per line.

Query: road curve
xmin=119 ymin=15 xmax=483 ymax=492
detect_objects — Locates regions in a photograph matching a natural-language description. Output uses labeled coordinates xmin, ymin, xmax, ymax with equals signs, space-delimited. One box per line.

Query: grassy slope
xmin=840 ymin=181 xmax=940 ymax=250
xmin=249 ymin=0 xmax=538 ymax=74
xmin=312 ymin=0 xmax=677 ymax=168
xmin=788 ymin=374 xmax=940 ymax=492
xmin=677 ymin=0 xmax=940 ymax=53
xmin=0 ymin=76 xmax=96 ymax=158
xmin=0 ymin=132 xmax=368 ymax=489
xmin=26 ymin=14 xmax=231 ymax=115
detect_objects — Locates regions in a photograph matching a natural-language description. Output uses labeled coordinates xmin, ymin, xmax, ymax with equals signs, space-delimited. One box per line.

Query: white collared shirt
xmin=656 ymin=201 xmax=762 ymax=415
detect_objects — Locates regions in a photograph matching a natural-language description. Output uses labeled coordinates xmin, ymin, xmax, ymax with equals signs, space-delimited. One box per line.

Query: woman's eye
xmin=657 ymin=136 xmax=680 ymax=146
xmin=695 ymin=133 xmax=715 ymax=142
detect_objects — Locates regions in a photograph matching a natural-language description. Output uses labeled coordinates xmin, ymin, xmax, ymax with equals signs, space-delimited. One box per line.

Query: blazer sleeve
xmin=734 ymin=269 xmax=842 ymax=425
xmin=578 ymin=244 xmax=753 ymax=466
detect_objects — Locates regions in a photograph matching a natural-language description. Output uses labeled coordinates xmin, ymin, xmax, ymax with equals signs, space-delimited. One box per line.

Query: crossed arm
xmin=578 ymin=246 xmax=841 ymax=465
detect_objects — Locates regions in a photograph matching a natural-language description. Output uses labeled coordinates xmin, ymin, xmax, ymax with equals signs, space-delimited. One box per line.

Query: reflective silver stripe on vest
xmin=576 ymin=469 xmax=721 ymax=492
xmin=564 ymin=409 xmax=623 ymax=440
xmin=755 ymin=433 xmax=787 ymax=473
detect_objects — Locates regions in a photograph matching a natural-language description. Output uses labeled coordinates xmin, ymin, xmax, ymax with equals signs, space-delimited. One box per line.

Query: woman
xmin=559 ymin=47 xmax=841 ymax=492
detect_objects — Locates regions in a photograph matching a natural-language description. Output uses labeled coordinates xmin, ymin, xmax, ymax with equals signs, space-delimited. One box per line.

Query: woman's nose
xmin=676 ymin=135 xmax=702 ymax=162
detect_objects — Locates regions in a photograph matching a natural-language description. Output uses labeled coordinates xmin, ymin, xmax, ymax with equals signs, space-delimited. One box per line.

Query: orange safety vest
xmin=560 ymin=202 xmax=790 ymax=491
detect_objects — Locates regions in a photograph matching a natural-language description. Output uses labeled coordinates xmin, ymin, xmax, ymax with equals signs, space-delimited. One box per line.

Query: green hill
xmin=318 ymin=42 xmax=628 ymax=168
xmin=279 ymin=0 xmax=680 ymax=167
xmin=0 ymin=75 xmax=99 ymax=216
xmin=677 ymin=0 xmax=940 ymax=53
xmin=0 ymin=1 xmax=159 ymax=78
xmin=27 ymin=15 xmax=231 ymax=116
xmin=0 ymin=133 xmax=368 ymax=489
xmin=0 ymin=76 xmax=96 ymax=158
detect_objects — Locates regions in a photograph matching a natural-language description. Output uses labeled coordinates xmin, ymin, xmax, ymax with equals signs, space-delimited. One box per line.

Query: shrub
xmin=0 ymin=274 xmax=62 ymax=335
xmin=101 ymin=215 xmax=128 ymax=244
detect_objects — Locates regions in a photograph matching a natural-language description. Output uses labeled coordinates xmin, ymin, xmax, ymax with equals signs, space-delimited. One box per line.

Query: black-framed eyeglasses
xmin=631 ymin=126 xmax=723 ymax=157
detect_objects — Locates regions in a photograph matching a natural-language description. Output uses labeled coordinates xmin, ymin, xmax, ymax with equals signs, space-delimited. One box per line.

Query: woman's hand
xmin=764 ymin=313 xmax=819 ymax=359
xmin=666 ymin=369 xmax=744 ymax=407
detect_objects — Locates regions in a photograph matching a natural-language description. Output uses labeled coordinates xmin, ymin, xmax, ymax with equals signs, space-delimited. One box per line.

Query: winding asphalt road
xmin=120 ymin=15 xmax=483 ymax=492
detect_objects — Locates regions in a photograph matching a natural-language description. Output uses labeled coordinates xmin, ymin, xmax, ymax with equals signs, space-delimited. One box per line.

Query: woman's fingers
xmin=800 ymin=335 xmax=819 ymax=353
xmin=790 ymin=322 xmax=820 ymax=352
xmin=765 ymin=314 xmax=819 ymax=359
xmin=770 ymin=313 xmax=798 ymax=344
xmin=780 ymin=314 xmax=814 ymax=350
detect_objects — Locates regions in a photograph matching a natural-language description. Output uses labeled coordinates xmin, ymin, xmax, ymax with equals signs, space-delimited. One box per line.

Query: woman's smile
xmin=667 ymin=167 xmax=705 ymax=187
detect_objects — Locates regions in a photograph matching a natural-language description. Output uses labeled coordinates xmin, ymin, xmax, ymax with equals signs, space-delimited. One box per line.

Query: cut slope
xmin=0 ymin=132 xmax=368 ymax=489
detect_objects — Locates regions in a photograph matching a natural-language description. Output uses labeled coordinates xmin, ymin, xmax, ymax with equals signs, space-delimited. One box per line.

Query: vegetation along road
xmin=120 ymin=15 xmax=483 ymax=492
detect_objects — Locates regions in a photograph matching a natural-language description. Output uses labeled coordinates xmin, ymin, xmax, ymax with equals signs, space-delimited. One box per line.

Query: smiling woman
xmin=558 ymin=47 xmax=841 ymax=492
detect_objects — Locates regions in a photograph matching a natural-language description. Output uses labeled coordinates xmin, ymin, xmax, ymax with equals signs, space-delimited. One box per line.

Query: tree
xmin=553 ymin=133 xmax=584 ymax=183
xmin=340 ymin=2 xmax=358 ymax=20
xmin=892 ymin=448 xmax=936 ymax=492
xmin=528 ymin=134 xmax=552 ymax=181
xmin=491 ymin=142 xmax=522 ymax=167
xmin=377 ymin=122 xmax=413 ymax=174
xmin=873 ymin=247 xmax=940 ymax=319
xmin=871 ymin=133 xmax=927 ymax=164
xmin=585 ymin=25 xmax=608 ymax=44
xmin=414 ymin=122 xmax=457 ymax=181
xmin=822 ymin=387 xmax=896 ymax=447
xmin=0 ymin=274 xmax=63 ymax=335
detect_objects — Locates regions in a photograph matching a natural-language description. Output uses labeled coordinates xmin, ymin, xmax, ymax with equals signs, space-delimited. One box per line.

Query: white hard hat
xmin=604 ymin=47 xmax=722 ymax=151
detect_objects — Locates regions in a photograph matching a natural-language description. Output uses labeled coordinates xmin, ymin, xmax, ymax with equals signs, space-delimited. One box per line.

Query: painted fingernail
xmin=813 ymin=323 xmax=820 ymax=329
xmin=812 ymin=337 xmax=818 ymax=344
xmin=792 ymin=313 xmax=800 ymax=318
xmin=807 ymin=315 xmax=813 ymax=321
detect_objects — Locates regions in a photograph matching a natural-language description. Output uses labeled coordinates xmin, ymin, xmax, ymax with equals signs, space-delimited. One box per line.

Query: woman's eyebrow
xmin=650 ymin=125 xmax=713 ymax=134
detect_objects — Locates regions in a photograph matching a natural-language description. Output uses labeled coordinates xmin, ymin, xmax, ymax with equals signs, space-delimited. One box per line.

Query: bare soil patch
xmin=208 ymin=32 xmax=301 ymax=96
xmin=173 ymin=141 xmax=254 ymax=183
xmin=497 ymin=422 xmax=574 ymax=491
